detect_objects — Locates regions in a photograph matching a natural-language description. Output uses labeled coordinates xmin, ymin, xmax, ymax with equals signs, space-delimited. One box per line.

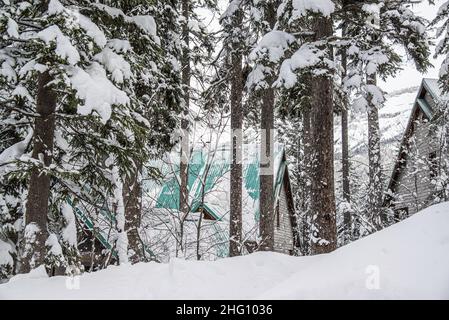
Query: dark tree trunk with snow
xmin=443 ymin=111 xmax=449 ymax=201
xmin=179 ymin=0 xmax=190 ymax=217
xmin=341 ymin=109 xmax=351 ymax=238
xmin=178 ymin=0 xmax=191 ymax=257
xmin=229 ymin=8 xmax=243 ymax=257
xmin=367 ymin=74 xmax=386 ymax=229
xmin=259 ymin=94 xmax=275 ymax=251
xmin=300 ymin=102 xmax=312 ymax=255
xmin=20 ymin=71 xmax=56 ymax=273
xmin=259 ymin=2 xmax=277 ymax=252
xmin=123 ymin=164 xmax=143 ymax=263
xmin=310 ymin=16 xmax=337 ymax=255
xmin=341 ymin=21 xmax=351 ymax=243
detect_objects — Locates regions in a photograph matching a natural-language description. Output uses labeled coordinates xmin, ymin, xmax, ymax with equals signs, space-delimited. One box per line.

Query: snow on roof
xmin=144 ymin=144 xmax=288 ymax=227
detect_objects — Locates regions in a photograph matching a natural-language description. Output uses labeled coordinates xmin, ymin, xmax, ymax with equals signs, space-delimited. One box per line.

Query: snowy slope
xmin=335 ymin=86 xmax=418 ymax=173
xmin=1 ymin=202 xmax=448 ymax=300
xmin=332 ymin=85 xmax=419 ymax=205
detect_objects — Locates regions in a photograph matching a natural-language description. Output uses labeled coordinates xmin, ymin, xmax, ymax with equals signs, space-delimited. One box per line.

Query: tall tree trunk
xmin=20 ymin=71 xmax=56 ymax=273
xmin=300 ymin=102 xmax=312 ymax=255
xmin=229 ymin=6 xmax=243 ymax=257
xmin=443 ymin=108 xmax=449 ymax=202
xmin=197 ymin=163 xmax=211 ymax=260
xmin=291 ymin=108 xmax=303 ymax=255
xmin=367 ymin=74 xmax=385 ymax=230
xmin=123 ymin=163 xmax=143 ymax=263
xmin=259 ymin=2 xmax=277 ymax=252
xmin=341 ymin=22 xmax=351 ymax=243
xmin=178 ymin=0 xmax=190 ymax=256
xmin=179 ymin=0 xmax=190 ymax=217
xmin=310 ymin=15 xmax=337 ymax=255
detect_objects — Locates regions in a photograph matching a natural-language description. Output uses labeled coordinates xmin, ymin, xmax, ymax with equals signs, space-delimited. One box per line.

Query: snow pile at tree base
xmin=1 ymin=203 xmax=448 ymax=299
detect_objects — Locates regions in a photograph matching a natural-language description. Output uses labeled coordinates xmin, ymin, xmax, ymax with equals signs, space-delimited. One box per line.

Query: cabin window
xmin=202 ymin=210 xmax=216 ymax=221
xmin=394 ymin=207 xmax=409 ymax=222
xmin=197 ymin=207 xmax=216 ymax=221
xmin=429 ymin=151 xmax=438 ymax=179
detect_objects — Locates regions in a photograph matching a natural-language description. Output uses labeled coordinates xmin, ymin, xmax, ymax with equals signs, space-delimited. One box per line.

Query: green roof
xmin=152 ymin=144 xmax=288 ymax=221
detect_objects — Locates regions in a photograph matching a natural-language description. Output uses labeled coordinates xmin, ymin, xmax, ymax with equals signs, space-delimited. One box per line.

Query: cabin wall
xmin=393 ymin=109 xmax=438 ymax=216
xmin=273 ymin=183 xmax=294 ymax=255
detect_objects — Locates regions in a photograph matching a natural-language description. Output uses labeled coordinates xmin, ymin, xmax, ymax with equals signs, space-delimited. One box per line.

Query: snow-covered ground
xmin=1 ymin=202 xmax=448 ymax=300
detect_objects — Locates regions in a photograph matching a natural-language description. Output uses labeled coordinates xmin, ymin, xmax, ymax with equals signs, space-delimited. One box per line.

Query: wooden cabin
xmin=72 ymin=144 xmax=299 ymax=267
xmin=151 ymin=144 xmax=299 ymax=257
xmin=385 ymin=78 xmax=445 ymax=220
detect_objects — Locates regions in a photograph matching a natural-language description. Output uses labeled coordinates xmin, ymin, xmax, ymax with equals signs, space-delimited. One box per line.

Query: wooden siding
xmin=392 ymin=109 xmax=438 ymax=215
xmin=273 ymin=182 xmax=294 ymax=254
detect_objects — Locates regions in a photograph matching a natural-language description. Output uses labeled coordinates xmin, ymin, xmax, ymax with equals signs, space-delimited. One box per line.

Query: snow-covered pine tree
xmin=307 ymin=3 xmax=337 ymax=254
xmin=0 ymin=0 xmax=127 ymax=275
xmin=210 ymin=0 xmax=282 ymax=256
xmin=220 ymin=0 xmax=246 ymax=257
xmin=100 ymin=0 xmax=184 ymax=264
xmin=179 ymin=0 xmax=190 ymax=221
xmin=257 ymin=0 xmax=281 ymax=252
xmin=273 ymin=0 xmax=338 ymax=254
xmin=0 ymin=0 xmax=183 ymax=277
xmin=246 ymin=0 xmax=293 ymax=252
xmin=275 ymin=8 xmax=314 ymax=255
xmin=0 ymin=0 xmax=134 ymax=275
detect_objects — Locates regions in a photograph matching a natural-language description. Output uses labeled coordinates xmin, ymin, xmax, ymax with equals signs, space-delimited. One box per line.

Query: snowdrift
xmin=1 ymin=202 xmax=448 ymax=299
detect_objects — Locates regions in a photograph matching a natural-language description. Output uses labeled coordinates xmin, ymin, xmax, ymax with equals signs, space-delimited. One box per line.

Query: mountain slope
xmin=335 ymin=86 xmax=419 ymax=174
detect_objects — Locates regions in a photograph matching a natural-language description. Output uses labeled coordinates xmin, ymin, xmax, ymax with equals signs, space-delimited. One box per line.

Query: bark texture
xmin=179 ymin=0 xmax=190 ymax=217
xmin=310 ymin=16 xmax=337 ymax=255
xmin=341 ymin=21 xmax=352 ymax=243
xmin=178 ymin=0 xmax=191 ymax=257
xmin=229 ymin=7 xmax=243 ymax=257
xmin=20 ymin=71 xmax=56 ymax=273
xmin=367 ymin=74 xmax=386 ymax=229
xmin=123 ymin=165 xmax=143 ymax=263
xmin=259 ymin=2 xmax=277 ymax=252
xmin=300 ymin=102 xmax=312 ymax=255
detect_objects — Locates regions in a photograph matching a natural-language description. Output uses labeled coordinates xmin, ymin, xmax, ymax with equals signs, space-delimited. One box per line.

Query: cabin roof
xmin=146 ymin=144 xmax=293 ymax=222
xmin=386 ymin=78 xmax=444 ymax=196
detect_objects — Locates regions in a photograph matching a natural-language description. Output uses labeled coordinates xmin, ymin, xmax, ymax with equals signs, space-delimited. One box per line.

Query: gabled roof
xmin=69 ymin=198 xmax=158 ymax=262
xmin=149 ymin=144 xmax=293 ymax=222
xmin=386 ymin=78 xmax=443 ymax=196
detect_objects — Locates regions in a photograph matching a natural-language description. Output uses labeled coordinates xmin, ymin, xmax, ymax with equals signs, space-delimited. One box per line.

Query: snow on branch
xmin=280 ymin=0 xmax=335 ymax=21
xmin=93 ymin=3 xmax=160 ymax=45
xmin=37 ymin=25 xmax=80 ymax=66
xmin=69 ymin=63 xmax=129 ymax=124
xmin=275 ymin=43 xmax=332 ymax=89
